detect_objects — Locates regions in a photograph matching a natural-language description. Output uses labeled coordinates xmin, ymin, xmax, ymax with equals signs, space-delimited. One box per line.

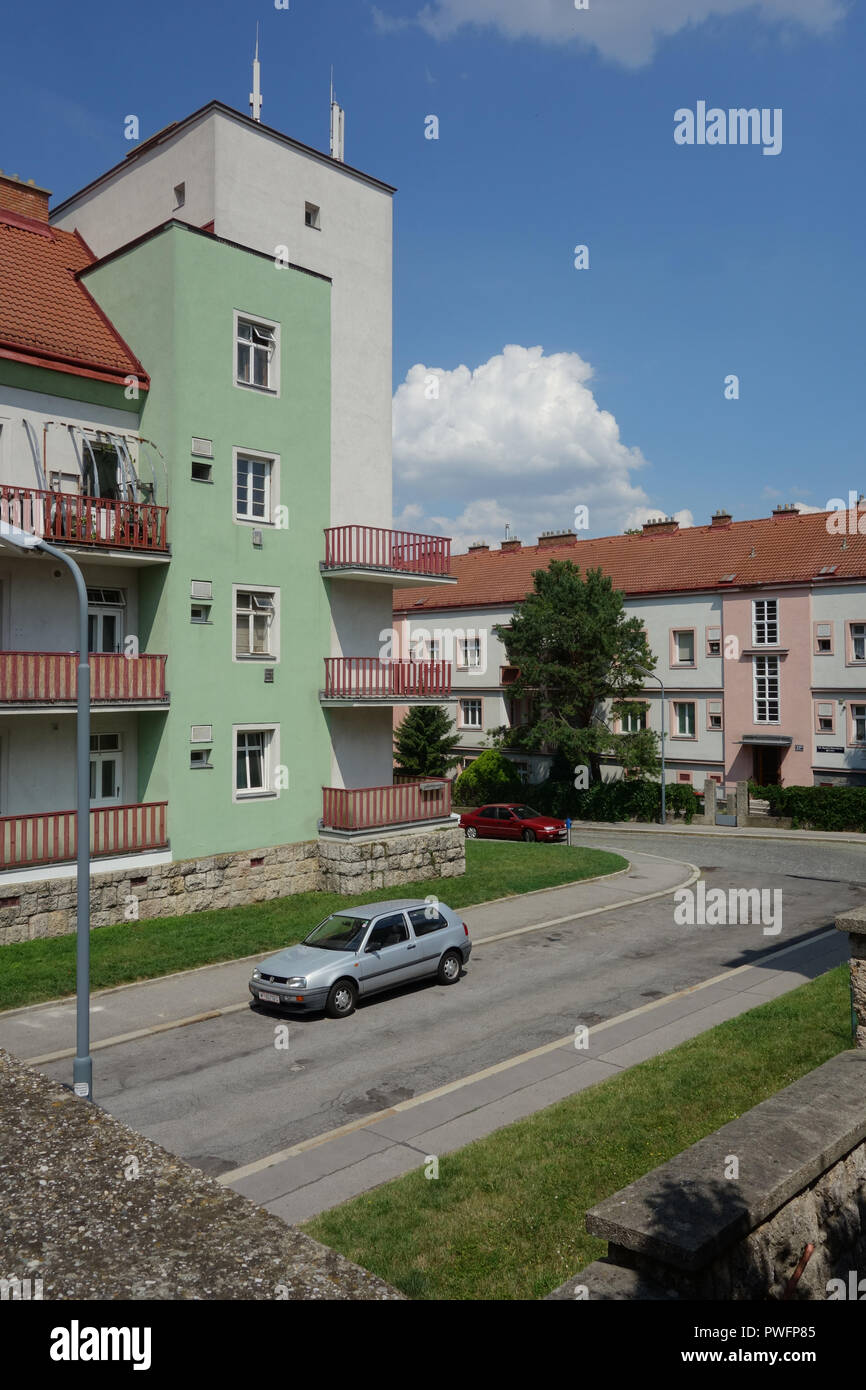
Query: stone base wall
xmin=319 ymin=825 xmax=465 ymax=896
xmin=0 ymin=823 xmax=465 ymax=946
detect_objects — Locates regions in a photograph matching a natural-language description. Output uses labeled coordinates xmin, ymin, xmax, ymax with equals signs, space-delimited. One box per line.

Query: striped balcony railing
xmin=323 ymin=526 xmax=451 ymax=577
xmin=0 ymin=652 xmax=168 ymax=704
xmin=323 ymin=658 xmax=452 ymax=700
xmin=0 ymin=802 xmax=168 ymax=870
xmin=322 ymin=779 xmax=451 ymax=832
xmin=0 ymin=485 xmax=168 ymax=552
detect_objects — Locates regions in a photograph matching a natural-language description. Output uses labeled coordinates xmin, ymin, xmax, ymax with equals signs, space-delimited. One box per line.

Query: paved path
xmin=0 ymin=848 xmax=690 ymax=1064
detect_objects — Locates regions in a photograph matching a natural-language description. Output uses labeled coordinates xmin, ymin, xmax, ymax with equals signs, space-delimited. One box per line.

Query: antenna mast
xmin=330 ymin=67 xmax=345 ymax=161
xmin=250 ymin=24 xmax=263 ymax=122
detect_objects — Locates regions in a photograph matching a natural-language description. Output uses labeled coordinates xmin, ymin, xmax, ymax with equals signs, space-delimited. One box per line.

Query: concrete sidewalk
xmin=0 ymin=848 xmax=694 ymax=1064
xmin=570 ymin=820 xmax=866 ymax=843
xmin=220 ymin=926 xmax=847 ymax=1224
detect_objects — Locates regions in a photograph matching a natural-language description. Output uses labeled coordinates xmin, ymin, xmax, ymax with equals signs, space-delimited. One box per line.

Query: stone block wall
xmin=0 ymin=823 xmax=465 ymax=946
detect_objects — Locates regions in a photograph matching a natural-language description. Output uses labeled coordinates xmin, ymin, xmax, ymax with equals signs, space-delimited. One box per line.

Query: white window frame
xmin=850 ymin=623 xmax=866 ymax=663
xmin=233 ymin=310 xmax=280 ymax=395
xmin=621 ymin=705 xmax=647 ymax=734
xmin=753 ymin=598 xmax=779 ymax=646
xmin=852 ymin=704 xmax=866 ymax=745
xmin=673 ymin=701 xmax=696 ymax=738
xmin=673 ymin=629 xmax=695 ymax=666
xmin=233 ymin=448 xmax=279 ymax=525
xmin=457 ymin=635 xmax=482 ymax=669
xmin=232 ymin=585 xmax=279 ymax=662
xmin=233 ymin=723 xmax=279 ymax=801
xmin=459 ymin=698 xmax=482 ymax=729
xmin=754 ymin=655 xmax=780 ymax=723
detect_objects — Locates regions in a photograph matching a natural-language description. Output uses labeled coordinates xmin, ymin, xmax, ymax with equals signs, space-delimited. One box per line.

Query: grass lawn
xmin=0 ymin=839 xmax=625 ymax=1011
xmin=303 ymin=965 xmax=852 ymax=1301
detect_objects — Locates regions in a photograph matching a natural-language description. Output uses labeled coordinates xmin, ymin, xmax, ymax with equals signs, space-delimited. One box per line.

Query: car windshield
xmin=513 ymin=806 xmax=541 ymax=820
xmin=304 ymin=914 xmax=370 ymax=952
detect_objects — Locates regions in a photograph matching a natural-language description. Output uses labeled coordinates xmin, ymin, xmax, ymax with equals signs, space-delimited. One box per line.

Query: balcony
xmin=0 ymin=486 xmax=169 ymax=559
xmin=322 ymin=526 xmax=454 ymax=588
xmin=322 ymin=779 xmax=452 ymax=833
xmin=321 ymin=658 xmax=452 ymax=705
xmin=0 ymin=652 xmax=168 ymax=710
xmin=0 ymin=802 xmax=169 ymax=870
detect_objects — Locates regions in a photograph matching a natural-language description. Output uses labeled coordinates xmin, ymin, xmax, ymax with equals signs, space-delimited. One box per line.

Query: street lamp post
xmin=636 ymin=665 xmax=665 ymax=826
xmin=0 ymin=522 xmax=93 ymax=1099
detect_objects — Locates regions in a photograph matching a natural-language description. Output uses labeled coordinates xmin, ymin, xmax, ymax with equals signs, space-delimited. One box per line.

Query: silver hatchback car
xmin=249 ymin=898 xmax=472 ymax=1019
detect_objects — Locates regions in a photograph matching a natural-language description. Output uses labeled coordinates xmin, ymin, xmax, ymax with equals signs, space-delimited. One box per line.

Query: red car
xmin=459 ymin=803 xmax=568 ymax=843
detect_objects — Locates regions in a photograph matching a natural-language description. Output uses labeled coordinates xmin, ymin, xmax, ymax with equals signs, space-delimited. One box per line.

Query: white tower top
xmin=250 ymin=26 xmax=263 ymax=122
xmin=330 ymin=69 xmax=345 ymax=162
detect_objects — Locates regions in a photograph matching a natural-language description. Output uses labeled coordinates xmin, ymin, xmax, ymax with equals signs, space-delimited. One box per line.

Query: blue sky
xmin=2 ymin=0 xmax=863 ymax=550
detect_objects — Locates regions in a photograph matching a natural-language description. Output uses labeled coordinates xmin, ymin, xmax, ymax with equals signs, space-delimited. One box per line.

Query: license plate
xmin=258 ymin=990 xmax=280 ymax=1004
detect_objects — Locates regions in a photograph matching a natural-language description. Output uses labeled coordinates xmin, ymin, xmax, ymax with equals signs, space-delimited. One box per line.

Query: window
xmin=191 ymin=603 xmax=211 ymax=623
xmin=850 ymin=623 xmax=866 ymax=662
xmin=87 ymin=588 xmax=125 ymax=654
xmin=674 ymin=702 xmax=696 ymax=737
xmin=235 ymin=314 xmax=278 ymax=392
xmin=89 ymin=733 xmax=121 ymax=805
xmin=428 ymin=637 xmax=441 ymax=662
xmin=235 ymin=727 xmax=277 ymax=798
xmin=677 ymin=772 xmax=693 ymax=784
xmin=305 ymin=202 xmax=321 ymax=229
xmin=707 ymin=700 xmax=723 ymax=730
xmin=816 ymin=702 xmax=834 ymax=733
xmin=366 ymin=914 xmax=409 ymax=950
xmin=673 ymin=630 xmax=695 ymax=665
xmin=814 ymin=622 xmax=833 ymax=654
xmin=753 ymin=599 xmax=779 ymax=646
xmin=457 ymin=635 xmax=482 ymax=669
xmin=408 ymin=906 xmax=449 ymax=936
xmin=191 ymin=460 xmax=212 ymax=482
xmin=235 ymin=453 xmax=273 ymax=522
xmin=234 ymin=588 xmax=277 ymax=659
xmin=621 ymin=705 xmax=647 ymax=733
xmin=754 ymin=656 xmax=780 ymax=723
xmin=706 ymin=626 xmax=722 ymax=656
xmin=459 ymin=698 xmax=482 ymax=728
xmin=190 ymin=748 xmax=212 ymax=769
xmin=173 ymin=182 xmax=186 ymax=207
xmin=852 ymin=705 xmax=866 ymax=744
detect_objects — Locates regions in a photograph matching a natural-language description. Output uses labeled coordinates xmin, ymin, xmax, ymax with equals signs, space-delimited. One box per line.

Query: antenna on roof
xmin=250 ymin=24 xmax=263 ymax=122
xmin=330 ymin=67 xmax=345 ymax=161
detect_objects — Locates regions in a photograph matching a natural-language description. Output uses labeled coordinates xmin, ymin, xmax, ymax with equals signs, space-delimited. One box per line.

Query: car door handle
xmin=407 ymin=944 xmax=417 ymax=950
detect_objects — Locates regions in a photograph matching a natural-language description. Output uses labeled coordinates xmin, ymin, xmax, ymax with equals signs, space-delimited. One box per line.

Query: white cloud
xmin=382 ymin=0 xmax=845 ymax=68
xmin=392 ymin=344 xmax=658 ymax=551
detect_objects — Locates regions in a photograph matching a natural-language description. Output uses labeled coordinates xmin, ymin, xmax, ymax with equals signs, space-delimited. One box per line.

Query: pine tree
xmin=394 ymin=705 xmax=461 ymax=778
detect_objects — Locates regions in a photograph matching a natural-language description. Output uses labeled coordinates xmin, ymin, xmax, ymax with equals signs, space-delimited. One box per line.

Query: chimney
xmin=0 ymin=171 xmax=51 ymax=222
xmin=467 ymin=541 xmax=489 ymax=552
xmin=641 ymin=516 xmax=680 ymax=536
xmin=772 ymin=503 xmax=800 ymax=517
xmin=537 ymin=529 xmax=577 ymax=548
xmin=711 ymin=509 xmax=732 ymax=527
xmin=500 ymin=538 xmax=522 ymax=552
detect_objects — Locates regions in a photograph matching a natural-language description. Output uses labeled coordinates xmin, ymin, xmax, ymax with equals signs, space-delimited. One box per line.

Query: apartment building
xmin=0 ymin=105 xmax=459 ymax=937
xmin=394 ymin=508 xmax=866 ymax=791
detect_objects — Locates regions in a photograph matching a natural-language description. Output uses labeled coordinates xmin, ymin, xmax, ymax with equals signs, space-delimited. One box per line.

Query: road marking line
xmin=23 ymin=1003 xmax=249 ymax=1065
xmin=216 ymin=925 xmax=839 ymax=1185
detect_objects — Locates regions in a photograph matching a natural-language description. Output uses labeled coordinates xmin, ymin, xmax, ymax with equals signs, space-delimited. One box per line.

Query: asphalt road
xmin=31 ymin=832 xmax=866 ymax=1178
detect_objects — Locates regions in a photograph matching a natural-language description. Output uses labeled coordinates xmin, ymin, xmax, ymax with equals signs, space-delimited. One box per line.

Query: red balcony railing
xmin=0 ymin=652 xmax=168 ymax=704
xmin=0 ymin=486 xmax=168 ymax=552
xmin=0 ymin=802 xmax=168 ymax=870
xmin=322 ymin=779 xmax=451 ymax=832
xmin=323 ymin=658 xmax=451 ymax=699
xmin=324 ymin=526 xmax=451 ymax=577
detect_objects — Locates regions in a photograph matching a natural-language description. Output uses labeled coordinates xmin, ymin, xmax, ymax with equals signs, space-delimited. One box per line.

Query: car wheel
xmin=465 ymin=826 xmax=478 ymax=839
xmin=438 ymin=950 xmax=462 ymax=985
xmin=326 ymin=979 xmax=357 ymax=1019
xmin=522 ymin=828 xmax=536 ymax=842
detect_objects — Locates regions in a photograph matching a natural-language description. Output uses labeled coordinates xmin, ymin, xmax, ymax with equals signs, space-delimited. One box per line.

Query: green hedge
xmin=532 ymin=776 xmax=700 ymax=825
xmin=749 ymin=782 xmax=866 ymax=832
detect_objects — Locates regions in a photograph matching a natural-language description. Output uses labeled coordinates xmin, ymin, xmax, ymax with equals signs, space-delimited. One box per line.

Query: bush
xmin=453 ymin=749 xmax=523 ymax=806
xmin=531 ymin=776 xmax=699 ymax=824
xmin=748 ymin=782 xmax=866 ymax=832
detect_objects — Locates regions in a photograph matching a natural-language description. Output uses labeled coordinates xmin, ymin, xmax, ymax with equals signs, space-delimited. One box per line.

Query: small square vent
xmin=190 ymin=580 xmax=213 ymax=600
xmin=191 ymin=437 xmax=213 ymax=458
xmin=264 ymin=668 xmax=274 ymax=684
xmin=190 ymin=724 xmax=213 ymax=743
xmin=252 ymin=529 xmax=263 ymax=548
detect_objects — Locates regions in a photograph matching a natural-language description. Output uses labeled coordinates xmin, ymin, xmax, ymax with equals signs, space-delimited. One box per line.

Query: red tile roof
xmin=0 ymin=210 xmax=148 ymax=388
xmin=394 ymin=511 xmax=866 ymax=613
